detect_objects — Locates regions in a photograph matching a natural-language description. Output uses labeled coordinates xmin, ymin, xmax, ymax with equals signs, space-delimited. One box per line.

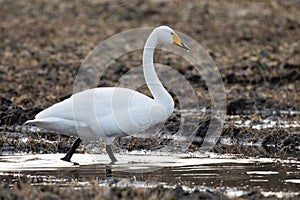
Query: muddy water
xmin=0 ymin=153 xmax=299 ymax=198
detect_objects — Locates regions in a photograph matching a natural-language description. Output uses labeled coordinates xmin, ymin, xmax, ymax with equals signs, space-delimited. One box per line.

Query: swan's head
xmin=155 ymin=26 xmax=189 ymax=51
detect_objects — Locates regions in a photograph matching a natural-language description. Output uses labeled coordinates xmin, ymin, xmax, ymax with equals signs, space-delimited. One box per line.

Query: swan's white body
xmin=29 ymin=87 xmax=173 ymax=144
xmin=26 ymin=26 xmax=188 ymax=163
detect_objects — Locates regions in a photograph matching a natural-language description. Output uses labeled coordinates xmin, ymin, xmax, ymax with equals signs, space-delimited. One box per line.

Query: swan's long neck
xmin=142 ymin=30 xmax=174 ymax=114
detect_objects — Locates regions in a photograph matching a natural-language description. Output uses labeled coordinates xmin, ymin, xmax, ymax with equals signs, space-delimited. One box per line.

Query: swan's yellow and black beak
xmin=173 ymin=33 xmax=189 ymax=51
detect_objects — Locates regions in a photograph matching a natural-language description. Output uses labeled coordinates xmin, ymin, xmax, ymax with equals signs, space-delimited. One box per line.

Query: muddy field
xmin=0 ymin=0 xmax=300 ymax=199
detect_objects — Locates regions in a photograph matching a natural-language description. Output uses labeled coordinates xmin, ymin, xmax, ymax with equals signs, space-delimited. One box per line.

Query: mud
xmin=1 ymin=111 xmax=299 ymax=159
xmin=1 ymin=178 xmax=223 ymax=200
xmin=1 ymin=0 xmax=300 ymax=199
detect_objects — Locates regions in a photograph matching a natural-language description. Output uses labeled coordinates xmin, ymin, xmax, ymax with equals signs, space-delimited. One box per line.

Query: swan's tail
xmin=25 ymin=118 xmax=58 ymax=126
xmin=25 ymin=119 xmax=42 ymax=125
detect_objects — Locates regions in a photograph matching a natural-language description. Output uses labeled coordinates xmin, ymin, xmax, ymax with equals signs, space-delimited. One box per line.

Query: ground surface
xmin=0 ymin=0 xmax=300 ymax=199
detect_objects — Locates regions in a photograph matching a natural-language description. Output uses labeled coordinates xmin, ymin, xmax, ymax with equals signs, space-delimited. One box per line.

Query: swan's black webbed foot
xmin=61 ymin=138 xmax=82 ymax=164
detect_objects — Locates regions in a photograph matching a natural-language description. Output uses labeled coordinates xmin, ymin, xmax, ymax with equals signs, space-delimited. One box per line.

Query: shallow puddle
xmin=0 ymin=153 xmax=299 ymax=198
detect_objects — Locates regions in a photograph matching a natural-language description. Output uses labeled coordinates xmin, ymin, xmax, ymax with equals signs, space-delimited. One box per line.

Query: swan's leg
xmin=106 ymin=144 xmax=117 ymax=164
xmin=61 ymin=138 xmax=82 ymax=162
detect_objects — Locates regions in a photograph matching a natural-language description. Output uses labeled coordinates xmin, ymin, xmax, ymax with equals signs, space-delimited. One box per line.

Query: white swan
xmin=25 ymin=26 xmax=189 ymax=164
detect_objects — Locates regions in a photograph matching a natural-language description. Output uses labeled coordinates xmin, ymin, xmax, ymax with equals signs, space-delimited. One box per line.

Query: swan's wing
xmin=34 ymin=88 xmax=116 ymax=121
xmin=33 ymin=87 xmax=162 ymax=121
xmin=27 ymin=87 xmax=165 ymax=140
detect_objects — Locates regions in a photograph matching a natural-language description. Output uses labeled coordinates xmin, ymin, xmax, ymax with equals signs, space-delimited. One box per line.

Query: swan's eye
xmin=171 ymin=32 xmax=174 ymax=35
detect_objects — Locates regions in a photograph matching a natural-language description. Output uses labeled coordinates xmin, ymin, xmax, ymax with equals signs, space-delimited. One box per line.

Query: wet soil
xmin=1 ymin=0 xmax=300 ymax=199
xmin=1 ymin=184 xmax=224 ymax=200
